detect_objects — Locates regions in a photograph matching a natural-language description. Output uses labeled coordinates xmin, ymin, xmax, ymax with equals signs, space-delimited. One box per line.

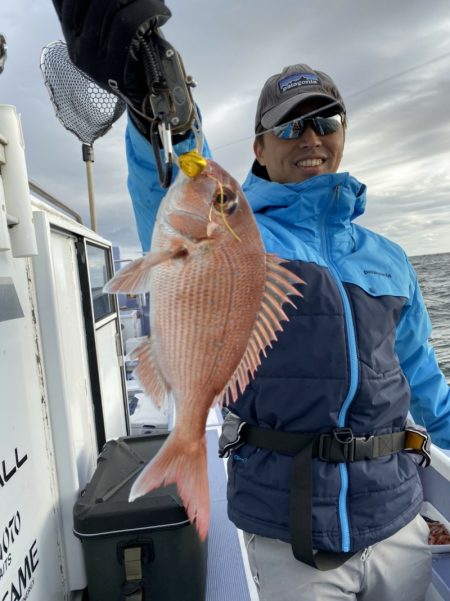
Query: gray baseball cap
xmin=255 ymin=64 xmax=346 ymax=132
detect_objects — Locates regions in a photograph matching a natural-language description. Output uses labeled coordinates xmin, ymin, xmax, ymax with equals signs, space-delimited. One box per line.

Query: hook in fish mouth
xmin=178 ymin=150 xmax=208 ymax=178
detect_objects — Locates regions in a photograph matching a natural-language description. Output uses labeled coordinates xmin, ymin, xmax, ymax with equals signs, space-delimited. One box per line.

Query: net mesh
xmin=40 ymin=41 xmax=126 ymax=145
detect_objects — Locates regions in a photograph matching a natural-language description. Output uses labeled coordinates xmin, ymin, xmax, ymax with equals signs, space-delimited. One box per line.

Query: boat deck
xmin=205 ymin=426 xmax=256 ymax=600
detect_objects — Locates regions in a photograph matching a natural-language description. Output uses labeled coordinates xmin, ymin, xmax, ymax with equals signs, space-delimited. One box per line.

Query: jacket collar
xmin=242 ymin=165 xmax=367 ymax=227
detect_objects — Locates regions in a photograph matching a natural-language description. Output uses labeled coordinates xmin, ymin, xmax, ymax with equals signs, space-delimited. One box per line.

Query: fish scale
xmin=154 ymin=243 xmax=264 ymax=398
xmin=157 ymin=254 xmax=230 ymax=389
xmin=104 ymin=158 xmax=304 ymax=540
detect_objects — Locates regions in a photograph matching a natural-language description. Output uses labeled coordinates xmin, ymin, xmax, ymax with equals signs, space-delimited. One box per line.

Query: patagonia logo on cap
xmin=278 ymin=72 xmax=320 ymax=93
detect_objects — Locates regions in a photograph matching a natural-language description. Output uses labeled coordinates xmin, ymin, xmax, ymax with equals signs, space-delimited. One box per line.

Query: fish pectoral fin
xmin=132 ymin=338 xmax=171 ymax=408
xmin=215 ymin=254 xmax=305 ymax=406
xmin=103 ymin=248 xmax=187 ymax=294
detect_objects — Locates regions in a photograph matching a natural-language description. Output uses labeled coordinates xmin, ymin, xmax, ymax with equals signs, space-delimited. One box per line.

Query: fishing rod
xmin=141 ymin=29 xmax=195 ymax=188
xmin=109 ymin=27 xmax=200 ymax=189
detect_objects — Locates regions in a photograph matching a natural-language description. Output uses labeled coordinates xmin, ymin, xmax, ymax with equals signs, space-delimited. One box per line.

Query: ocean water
xmin=410 ymin=252 xmax=450 ymax=379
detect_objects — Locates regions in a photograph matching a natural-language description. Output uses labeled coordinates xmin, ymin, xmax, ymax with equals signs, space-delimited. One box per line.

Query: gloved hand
xmin=52 ymin=0 xmax=171 ymax=131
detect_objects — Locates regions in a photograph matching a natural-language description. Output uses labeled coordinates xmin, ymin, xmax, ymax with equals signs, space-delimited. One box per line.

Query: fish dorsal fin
xmin=132 ymin=337 xmax=171 ymax=408
xmin=104 ymin=248 xmax=186 ymax=294
xmin=215 ymin=254 xmax=305 ymax=406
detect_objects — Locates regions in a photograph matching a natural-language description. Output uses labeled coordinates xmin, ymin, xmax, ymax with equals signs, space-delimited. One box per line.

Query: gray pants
xmin=244 ymin=514 xmax=432 ymax=601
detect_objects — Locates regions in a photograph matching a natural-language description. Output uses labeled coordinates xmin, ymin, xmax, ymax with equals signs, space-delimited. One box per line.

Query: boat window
xmin=86 ymin=243 xmax=114 ymax=321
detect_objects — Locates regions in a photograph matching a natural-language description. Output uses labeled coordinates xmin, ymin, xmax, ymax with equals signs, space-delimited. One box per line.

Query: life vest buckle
xmin=404 ymin=427 xmax=431 ymax=467
xmin=332 ymin=427 xmax=354 ymax=445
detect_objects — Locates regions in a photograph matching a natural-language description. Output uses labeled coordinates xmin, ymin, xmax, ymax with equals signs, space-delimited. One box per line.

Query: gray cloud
xmin=1 ymin=0 xmax=450 ymax=258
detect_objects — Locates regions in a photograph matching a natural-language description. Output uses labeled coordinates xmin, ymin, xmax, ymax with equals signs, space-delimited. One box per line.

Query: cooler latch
xmin=118 ymin=541 xmax=154 ymax=600
xmin=123 ymin=547 xmax=143 ymax=600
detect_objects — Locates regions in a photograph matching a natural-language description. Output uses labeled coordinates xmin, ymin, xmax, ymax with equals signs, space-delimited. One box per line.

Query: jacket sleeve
xmin=395 ymin=259 xmax=450 ymax=449
xmin=125 ymin=115 xmax=212 ymax=252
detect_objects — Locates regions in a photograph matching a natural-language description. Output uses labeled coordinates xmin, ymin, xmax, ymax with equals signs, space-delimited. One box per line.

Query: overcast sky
xmin=1 ymin=0 xmax=450 ymax=259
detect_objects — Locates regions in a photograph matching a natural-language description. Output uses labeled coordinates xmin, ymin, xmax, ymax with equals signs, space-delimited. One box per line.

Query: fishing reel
xmin=0 ymin=33 xmax=7 ymax=74
xmin=135 ymin=29 xmax=198 ymax=188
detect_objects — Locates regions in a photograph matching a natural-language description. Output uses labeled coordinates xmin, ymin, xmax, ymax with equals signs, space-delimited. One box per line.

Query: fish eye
xmin=212 ymin=186 xmax=238 ymax=214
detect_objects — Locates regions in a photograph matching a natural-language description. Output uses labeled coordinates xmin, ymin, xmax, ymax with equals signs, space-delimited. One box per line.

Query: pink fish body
xmin=104 ymin=159 xmax=304 ymax=540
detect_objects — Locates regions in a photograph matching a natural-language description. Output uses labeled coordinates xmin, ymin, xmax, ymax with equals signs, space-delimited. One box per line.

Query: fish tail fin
xmin=129 ymin=431 xmax=210 ymax=541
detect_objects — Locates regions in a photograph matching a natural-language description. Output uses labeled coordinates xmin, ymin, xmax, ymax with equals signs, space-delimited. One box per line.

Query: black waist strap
xmin=244 ymin=425 xmax=407 ymax=462
xmin=239 ymin=425 xmax=426 ymax=571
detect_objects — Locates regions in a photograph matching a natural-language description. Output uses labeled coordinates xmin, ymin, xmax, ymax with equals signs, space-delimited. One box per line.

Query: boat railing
xmin=29 ymin=178 xmax=84 ymax=225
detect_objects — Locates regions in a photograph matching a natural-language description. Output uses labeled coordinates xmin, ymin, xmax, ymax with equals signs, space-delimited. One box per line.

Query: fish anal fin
xmin=103 ymin=247 xmax=187 ymax=294
xmin=215 ymin=253 xmax=305 ymax=406
xmin=132 ymin=338 xmax=171 ymax=408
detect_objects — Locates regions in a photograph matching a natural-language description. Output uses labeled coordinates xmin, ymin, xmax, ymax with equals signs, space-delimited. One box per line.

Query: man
xmin=53 ymin=2 xmax=450 ymax=599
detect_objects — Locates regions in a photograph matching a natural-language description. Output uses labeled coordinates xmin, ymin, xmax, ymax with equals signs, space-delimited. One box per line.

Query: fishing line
xmin=209 ymin=101 xmax=343 ymax=153
xmin=205 ymin=173 xmax=242 ymax=242
xmin=211 ymin=51 xmax=450 ymax=152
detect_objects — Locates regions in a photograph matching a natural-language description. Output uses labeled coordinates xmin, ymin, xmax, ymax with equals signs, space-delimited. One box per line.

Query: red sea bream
xmin=104 ymin=157 xmax=304 ymax=540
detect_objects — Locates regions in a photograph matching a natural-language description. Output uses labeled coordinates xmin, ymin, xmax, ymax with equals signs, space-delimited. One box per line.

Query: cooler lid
xmin=73 ymin=433 xmax=190 ymax=537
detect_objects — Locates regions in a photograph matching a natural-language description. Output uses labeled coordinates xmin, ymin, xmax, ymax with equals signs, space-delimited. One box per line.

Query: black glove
xmin=52 ymin=0 xmax=171 ymax=99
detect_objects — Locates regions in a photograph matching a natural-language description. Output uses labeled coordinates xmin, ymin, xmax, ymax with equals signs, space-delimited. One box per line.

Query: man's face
xmin=254 ymin=100 xmax=345 ymax=184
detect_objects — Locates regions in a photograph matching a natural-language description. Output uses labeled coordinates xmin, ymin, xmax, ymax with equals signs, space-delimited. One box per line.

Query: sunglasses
xmin=272 ymin=113 xmax=344 ymax=140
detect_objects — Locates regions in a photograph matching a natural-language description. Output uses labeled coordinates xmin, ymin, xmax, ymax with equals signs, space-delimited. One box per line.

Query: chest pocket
xmin=345 ymin=283 xmax=407 ymax=375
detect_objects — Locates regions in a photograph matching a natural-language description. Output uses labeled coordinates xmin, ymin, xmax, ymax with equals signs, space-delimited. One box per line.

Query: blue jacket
xmin=125 ymin=118 xmax=450 ymax=552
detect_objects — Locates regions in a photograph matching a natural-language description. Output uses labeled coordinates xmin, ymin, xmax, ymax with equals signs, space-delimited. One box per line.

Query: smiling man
xmin=124 ymin=62 xmax=450 ymax=600
xmin=253 ymin=66 xmax=346 ymax=184
xmin=212 ymin=64 xmax=450 ymax=601
xmin=51 ymin=0 xmax=450 ymax=590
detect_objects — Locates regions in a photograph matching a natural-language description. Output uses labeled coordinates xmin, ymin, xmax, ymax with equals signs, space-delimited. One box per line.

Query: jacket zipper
xmin=320 ymin=185 xmax=359 ymax=552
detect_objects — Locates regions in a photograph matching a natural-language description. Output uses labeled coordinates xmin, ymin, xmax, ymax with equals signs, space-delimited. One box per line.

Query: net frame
xmin=40 ymin=41 xmax=126 ymax=145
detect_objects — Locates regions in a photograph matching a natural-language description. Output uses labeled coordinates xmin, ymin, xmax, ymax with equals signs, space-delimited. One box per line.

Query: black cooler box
xmin=73 ymin=433 xmax=207 ymax=601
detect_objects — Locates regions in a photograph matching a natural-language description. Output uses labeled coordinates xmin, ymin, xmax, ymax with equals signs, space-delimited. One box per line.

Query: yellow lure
xmin=178 ymin=150 xmax=208 ymax=178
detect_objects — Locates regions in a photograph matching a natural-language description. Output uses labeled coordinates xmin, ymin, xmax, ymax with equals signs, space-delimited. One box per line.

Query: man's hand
xmin=52 ymin=0 xmax=171 ymax=97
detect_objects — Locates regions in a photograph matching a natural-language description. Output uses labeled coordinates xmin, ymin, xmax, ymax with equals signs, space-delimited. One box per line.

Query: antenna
xmin=0 ymin=33 xmax=7 ymax=74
